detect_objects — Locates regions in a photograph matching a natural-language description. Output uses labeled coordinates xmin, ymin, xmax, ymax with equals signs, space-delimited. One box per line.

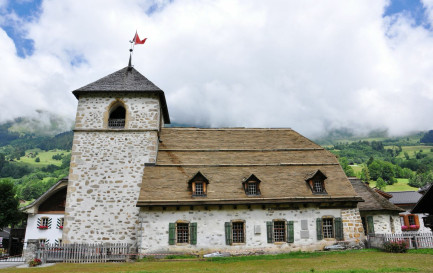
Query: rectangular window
xmin=313 ymin=180 xmax=323 ymax=193
xmin=42 ymin=218 xmax=49 ymax=226
xmin=177 ymin=223 xmax=189 ymax=244
xmin=232 ymin=222 xmax=245 ymax=243
xmin=247 ymin=183 xmax=257 ymax=195
xmin=38 ymin=238 xmax=47 ymax=246
xmin=273 ymin=221 xmax=286 ymax=242
xmin=322 ymin=218 xmax=334 ymax=238
xmin=408 ymin=215 xmax=416 ymax=226
xmin=194 ymin=182 xmax=204 ymax=196
xmin=169 ymin=222 xmax=197 ymax=245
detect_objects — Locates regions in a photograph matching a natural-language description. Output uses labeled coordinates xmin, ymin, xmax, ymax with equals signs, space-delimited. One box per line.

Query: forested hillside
xmin=318 ymin=131 xmax=433 ymax=191
xmin=0 ymin=117 xmax=73 ymax=201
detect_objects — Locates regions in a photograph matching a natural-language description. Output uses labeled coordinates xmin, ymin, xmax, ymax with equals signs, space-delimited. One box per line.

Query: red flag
xmin=133 ymin=32 xmax=147 ymax=45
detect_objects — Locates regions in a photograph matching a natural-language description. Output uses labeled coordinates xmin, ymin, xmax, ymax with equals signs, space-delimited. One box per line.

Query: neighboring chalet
xmin=349 ymin=178 xmax=403 ymax=235
xmin=412 ymin=184 xmax=433 ymax=232
xmin=387 ymin=191 xmax=432 ymax=233
xmin=22 ymin=177 xmax=67 ymax=246
xmin=62 ymin=66 xmax=366 ymax=254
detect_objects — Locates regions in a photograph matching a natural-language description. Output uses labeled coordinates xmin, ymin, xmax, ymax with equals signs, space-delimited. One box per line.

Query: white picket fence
xmin=368 ymin=233 xmax=433 ymax=249
xmin=37 ymin=243 xmax=131 ymax=263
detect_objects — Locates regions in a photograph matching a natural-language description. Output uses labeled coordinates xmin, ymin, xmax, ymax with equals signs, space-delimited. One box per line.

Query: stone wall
xmin=341 ymin=208 xmax=365 ymax=242
xmin=372 ymin=213 xmax=401 ymax=234
xmin=64 ymin=95 xmax=160 ymax=245
xmin=138 ymin=205 xmax=361 ymax=254
xmin=74 ymin=93 xmax=161 ymax=130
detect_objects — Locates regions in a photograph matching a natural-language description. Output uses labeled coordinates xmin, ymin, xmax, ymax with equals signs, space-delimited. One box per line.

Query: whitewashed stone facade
xmin=138 ymin=205 xmax=363 ymax=254
xmin=369 ymin=213 xmax=402 ymax=234
xmin=399 ymin=212 xmax=433 ymax=234
xmin=24 ymin=214 xmax=64 ymax=245
xmin=64 ymin=93 xmax=162 ymax=244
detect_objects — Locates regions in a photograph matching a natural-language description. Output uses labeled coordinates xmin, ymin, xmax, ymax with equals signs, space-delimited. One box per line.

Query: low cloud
xmin=1 ymin=0 xmax=433 ymax=138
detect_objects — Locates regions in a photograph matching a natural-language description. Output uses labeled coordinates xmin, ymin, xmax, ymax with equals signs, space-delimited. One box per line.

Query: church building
xmin=63 ymin=66 xmax=366 ymax=254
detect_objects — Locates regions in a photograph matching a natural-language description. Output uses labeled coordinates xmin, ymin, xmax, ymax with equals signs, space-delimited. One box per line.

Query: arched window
xmin=108 ymin=105 xmax=126 ymax=128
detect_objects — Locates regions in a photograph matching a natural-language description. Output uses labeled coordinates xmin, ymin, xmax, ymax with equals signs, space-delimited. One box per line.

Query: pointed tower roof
xmin=72 ymin=67 xmax=170 ymax=123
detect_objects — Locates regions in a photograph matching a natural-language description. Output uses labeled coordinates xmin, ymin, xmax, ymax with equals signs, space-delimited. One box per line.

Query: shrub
xmin=29 ymin=258 xmax=42 ymax=267
xmin=383 ymin=240 xmax=408 ymax=253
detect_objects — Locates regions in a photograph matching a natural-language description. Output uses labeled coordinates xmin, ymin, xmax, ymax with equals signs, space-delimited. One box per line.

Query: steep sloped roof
xmin=22 ymin=177 xmax=68 ymax=214
xmin=412 ymin=183 xmax=433 ymax=214
xmin=137 ymin=128 xmax=362 ymax=206
xmin=387 ymin=191 xmax=422 ymax=205
xmin=349 ymin=178 xmax=404 ymax=212
xmin=72 ymin=67 xmax=170 ymax=123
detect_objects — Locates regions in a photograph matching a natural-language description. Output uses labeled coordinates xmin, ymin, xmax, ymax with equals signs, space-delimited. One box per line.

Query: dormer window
xmin=313 ymin=179 xmax=324 ymax=193
xmin=194 ymin=182 xmax=205 ymax=196
xmin=188 ymin=172 xmax=209 ymax=197
xmin=108 ymin=104 xmax=126 ymax=128
xmin=306 ymin=170 xmax=327 ymax=194
xmin=242 ymin=174 xmax=261 ymax=196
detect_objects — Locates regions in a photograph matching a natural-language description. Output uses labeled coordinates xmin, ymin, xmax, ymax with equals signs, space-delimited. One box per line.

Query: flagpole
xmin=128 ymin=33 xmax=135 ymax=70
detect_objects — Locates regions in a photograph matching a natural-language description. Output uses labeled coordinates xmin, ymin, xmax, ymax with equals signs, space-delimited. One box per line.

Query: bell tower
xmin=63 ymin=67 xmax=170 ymax=245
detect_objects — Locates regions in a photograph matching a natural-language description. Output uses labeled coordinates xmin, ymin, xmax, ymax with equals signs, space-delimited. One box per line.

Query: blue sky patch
xmin=384 ymin=0 xmax=431 ymax=30
xmin=0 ymin=0 xmax=42 ymax=58
xmin=70 ymin=54 xmax=87 ymax=67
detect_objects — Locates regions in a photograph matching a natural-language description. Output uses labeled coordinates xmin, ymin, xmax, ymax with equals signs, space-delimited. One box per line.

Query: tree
xmin=35 ymin=157 xmax=40 ymax=162
xmin=382 ymin=162 xmax=396 ymax=185
xmin=368 ymin=160 xmax=382 ymax=181
xmin=339 ymin=157 xmax=355 ymax=177
xmin=376 ymin=177 xmax=386 ymax=190
xmin=420 ymin=130 xmax=433 ymax=144
xmin=0 ymin=179 xmax=21 ymax=228
xmin=360 ymin=167 xmax=370 ymax=183
xmin=0 ymin=153 xmax=5 ymax=171
xmin=409 ymin=171 xmax=433 ymax=188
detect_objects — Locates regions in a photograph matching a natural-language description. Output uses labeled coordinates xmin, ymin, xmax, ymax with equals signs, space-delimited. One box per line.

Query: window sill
xmin=175 ymin=243 xmax=190 ymax=246
xmin=273 ymin=242 xmax=286 ymax=245
xmin=231 ymin=242 xmax=246 ymax=246
xmin=192 ymin=194 xmax=207 ymax=197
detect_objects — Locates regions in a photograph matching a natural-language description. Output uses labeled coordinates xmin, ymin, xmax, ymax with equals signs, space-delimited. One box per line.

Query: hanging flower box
xmin=401 ymin=225 xmax=419 ymax=231
xmin=38 ymin=225 xmax=49 ymax=230
xmin=58 ymin=225 xmax=63 ymax=229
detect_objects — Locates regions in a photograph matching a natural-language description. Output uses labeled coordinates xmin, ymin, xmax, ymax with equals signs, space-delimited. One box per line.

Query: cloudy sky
xmin=1 ymin=0 xmax=433 ymax=137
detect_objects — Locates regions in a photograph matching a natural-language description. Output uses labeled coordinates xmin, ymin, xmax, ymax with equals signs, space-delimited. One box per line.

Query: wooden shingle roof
xmin=349 ymin=178 xmax=404 ymax=213
xmin=137 ymin=128 xmax=362 ymax=206
xmin=72 ymin=67 xmax=170 ymax=123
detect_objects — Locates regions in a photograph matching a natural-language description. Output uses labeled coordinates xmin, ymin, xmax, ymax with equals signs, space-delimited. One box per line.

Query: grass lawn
xmin=368 ymin=178 xmax=418 ymax=192
xmin=16 ymin=149 xmax=69 ymax=167
xmin=4 ymin=250 xmax=433 ymax=273
xmin=396 ymin=145 xmax=433 ymax=159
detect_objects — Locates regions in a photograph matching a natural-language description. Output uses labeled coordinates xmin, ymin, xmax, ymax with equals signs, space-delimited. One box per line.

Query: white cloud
xmin=1 ymin=0 xmax=433 ymax=137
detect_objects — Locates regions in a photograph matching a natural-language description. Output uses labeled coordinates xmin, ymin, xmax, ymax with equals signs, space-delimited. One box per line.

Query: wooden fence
xmin=368 ymin=233 xmax=433 ymax=249
xmin=37 ymin=243 xmax=131 ymax=263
